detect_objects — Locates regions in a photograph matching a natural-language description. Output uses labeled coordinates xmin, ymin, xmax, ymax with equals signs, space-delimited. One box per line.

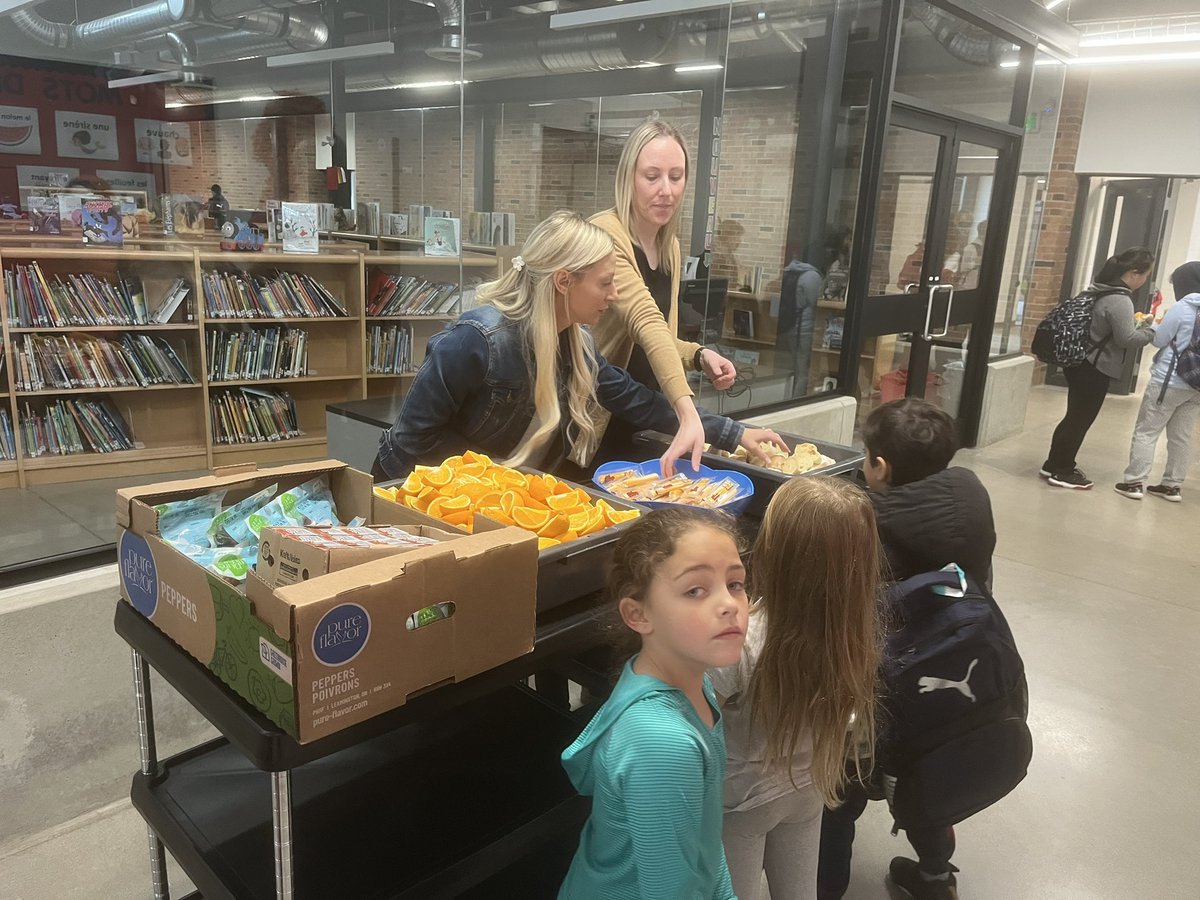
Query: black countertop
xmin=327 ymin=396 xmax=403 ymax=428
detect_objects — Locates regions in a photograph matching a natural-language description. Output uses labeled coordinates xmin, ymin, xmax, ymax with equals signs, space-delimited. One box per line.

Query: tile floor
xmin=0 ymin=381 xmax=1197 ymax=899
xmin=0 ymin=471 xmax=205 ymax=572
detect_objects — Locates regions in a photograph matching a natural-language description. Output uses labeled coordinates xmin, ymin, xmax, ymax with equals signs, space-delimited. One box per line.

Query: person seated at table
xmin=372 ymin=210 xmax=780 ymax=481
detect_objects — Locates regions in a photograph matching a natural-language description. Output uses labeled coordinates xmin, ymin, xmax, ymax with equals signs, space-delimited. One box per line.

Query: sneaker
xmin=889 ymin=858 xmax=959 ymax=900
xmin=1114 ymin=482 xmax=1144 ymax=500
xmin=1038 ymin=465 xmax=1053 ymax=479
xmin=1048 ymin=468 xmax=1093 ymax=490
xmin=1147 ymin=484 xmax=1183 ymax=502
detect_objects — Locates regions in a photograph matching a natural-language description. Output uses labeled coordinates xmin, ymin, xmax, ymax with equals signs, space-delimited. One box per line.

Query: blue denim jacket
xmin=376 ymin=305 xmax=744 ymax=479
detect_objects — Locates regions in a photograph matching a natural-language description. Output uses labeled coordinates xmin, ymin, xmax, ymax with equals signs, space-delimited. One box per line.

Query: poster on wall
xmin=96 ymin=170 xmax=157 ymax=208
xmin=0 ymin=105 xmax=41 ymax=155
xmin=15 ymin=164 xmax=78 ymax=207
xmin=134 ymin=118 xmax=193 ymax=167
xmin=55 ymin=111 xmax=119 ymax=160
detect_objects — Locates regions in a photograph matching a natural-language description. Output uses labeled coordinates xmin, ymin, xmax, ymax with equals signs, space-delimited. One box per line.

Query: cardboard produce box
xmin=257 ymin=524 xmax=451 ymax=587
xmin=116 ymin=460 xmax=539 ymax=743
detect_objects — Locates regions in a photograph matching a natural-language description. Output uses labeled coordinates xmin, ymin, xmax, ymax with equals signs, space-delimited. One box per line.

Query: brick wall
xmin=1020 ymin=69 xmax=1089 ymax=378
xmin=162 ymin=116 xmax=324 ymax=207
xmin=711 ymin=88 xmax=801 ymax=293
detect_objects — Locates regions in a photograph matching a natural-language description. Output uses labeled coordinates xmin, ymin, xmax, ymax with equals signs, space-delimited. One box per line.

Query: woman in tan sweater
xmin=591 ymin=120 xmax=740 ymax=469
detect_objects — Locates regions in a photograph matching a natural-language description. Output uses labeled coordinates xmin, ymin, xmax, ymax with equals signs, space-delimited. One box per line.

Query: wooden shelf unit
xmin=0 ymin=241 xmax=492 ymax=487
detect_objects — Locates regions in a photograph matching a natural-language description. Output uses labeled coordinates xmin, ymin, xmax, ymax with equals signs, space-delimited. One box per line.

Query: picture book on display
xmin=80 ymin=198 xmax=123 ymax=245
xmin=424 ymin=216 xmax=460 ymax=257
xmin=281 ymin=202 xmax=319 ymax=254
xmin=27 ymin=196 xmax=61 ymax=234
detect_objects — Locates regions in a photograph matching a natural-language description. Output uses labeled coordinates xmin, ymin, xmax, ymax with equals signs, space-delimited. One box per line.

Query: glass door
xmin=855 ymin=106 xmax=1018 ymax=439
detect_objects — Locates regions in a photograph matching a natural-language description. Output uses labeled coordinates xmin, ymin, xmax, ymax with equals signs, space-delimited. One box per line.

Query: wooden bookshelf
xmin=0 ymin=240 xmax=487 ymax=487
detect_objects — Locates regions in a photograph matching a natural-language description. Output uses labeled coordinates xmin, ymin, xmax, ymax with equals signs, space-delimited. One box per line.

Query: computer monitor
xmin=679 ymin=277 xmax=728 ymax=344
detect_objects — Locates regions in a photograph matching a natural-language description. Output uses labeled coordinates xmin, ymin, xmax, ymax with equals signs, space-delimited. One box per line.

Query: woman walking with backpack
xmin=1041 ymin=247 xmax=1157 ymax=490
xmin=1115 ymin=261 xmax=1200 ymax=502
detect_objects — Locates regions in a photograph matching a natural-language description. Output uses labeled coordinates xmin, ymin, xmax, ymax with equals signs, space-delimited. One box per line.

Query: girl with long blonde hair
xmin=374 ymin=210 xmax=780 ymax=480
xmin=711 ymin=476 xmax=884 ymax=900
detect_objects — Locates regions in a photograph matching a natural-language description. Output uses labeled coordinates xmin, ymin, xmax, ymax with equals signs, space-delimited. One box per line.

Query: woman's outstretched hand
xmin=661 ymin=399 xmax=707 ymax=477
xmin=739 ymin=428 xmax=786 ymax=465
xmin=700 ymin=348 xmax=738 ymax=391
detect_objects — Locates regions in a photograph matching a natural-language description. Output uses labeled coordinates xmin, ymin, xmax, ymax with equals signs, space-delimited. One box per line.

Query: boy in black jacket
xmin=818 ymin=399 xmax=997 ymax=900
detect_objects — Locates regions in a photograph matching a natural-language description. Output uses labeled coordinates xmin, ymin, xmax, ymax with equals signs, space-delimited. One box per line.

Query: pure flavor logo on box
xmin=313 ymin=603 xmax=370 ymax=666
xmin=119 ymin=531 xmax=158 ymax=617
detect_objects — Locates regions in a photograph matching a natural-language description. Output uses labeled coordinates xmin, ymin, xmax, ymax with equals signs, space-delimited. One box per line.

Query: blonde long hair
xmin=748 ymin=477 xmax=884 ymax=808
xmin=614 ymin=119 xmax=689 ymax=276
xmin=477 ymin=210 xmax=614 ymax=466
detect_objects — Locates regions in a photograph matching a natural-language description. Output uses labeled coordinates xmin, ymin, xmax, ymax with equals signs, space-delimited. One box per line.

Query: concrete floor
xmin=0 ymin=381 xmax=1197 ymax=899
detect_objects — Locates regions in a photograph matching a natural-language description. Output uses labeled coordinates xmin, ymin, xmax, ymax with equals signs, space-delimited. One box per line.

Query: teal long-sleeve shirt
xmin=559 ymin=658 xmax=736 ymax=900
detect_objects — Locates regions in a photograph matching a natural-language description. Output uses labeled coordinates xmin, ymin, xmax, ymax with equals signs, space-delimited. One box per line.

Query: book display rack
xmin=0 ymin=241 xmax=499 ymax=487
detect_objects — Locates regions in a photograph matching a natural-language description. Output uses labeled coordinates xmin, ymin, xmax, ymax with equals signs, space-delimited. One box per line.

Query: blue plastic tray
xmin=592 ymin=459 xmax=754 ymax=516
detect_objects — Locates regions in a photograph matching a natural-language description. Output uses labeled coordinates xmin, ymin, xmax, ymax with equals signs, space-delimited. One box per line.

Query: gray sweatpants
xmin=723 ymin=785 xmax=824 ymax=900
xmin=1122 ymin=382 xmax=1200 ymax=488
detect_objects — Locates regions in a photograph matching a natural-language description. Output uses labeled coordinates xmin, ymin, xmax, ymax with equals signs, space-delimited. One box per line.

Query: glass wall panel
xmin=894 ymin=1 xmax=1021 ymax=125
xmin=993 ymin=57 xmax=1066 ymax=358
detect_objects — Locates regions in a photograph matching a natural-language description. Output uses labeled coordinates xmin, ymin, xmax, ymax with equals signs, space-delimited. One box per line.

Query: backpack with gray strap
xmin=878 ymin=565 xmax=1033 ymax=831
xmin=1164 ymin=313 xmax=1200 ymax=392
xmin=1031 ymin=288 xmax=1112 ymax=369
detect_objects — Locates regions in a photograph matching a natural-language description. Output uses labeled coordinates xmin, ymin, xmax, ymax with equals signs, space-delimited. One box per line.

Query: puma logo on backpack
xmin=879 ymin=566 xmax=1033 ymax=832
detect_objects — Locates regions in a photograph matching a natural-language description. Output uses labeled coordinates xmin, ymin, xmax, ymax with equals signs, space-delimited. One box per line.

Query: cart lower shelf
xmin=133 ymin=685 xmax=588 ymax=900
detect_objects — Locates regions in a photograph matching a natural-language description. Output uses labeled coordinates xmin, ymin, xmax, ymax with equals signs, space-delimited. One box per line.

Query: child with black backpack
xmin=1115 ymin=261 xmax=1200 ymax=502
xmin=817 ymin=399 xmax=1024 ymax=900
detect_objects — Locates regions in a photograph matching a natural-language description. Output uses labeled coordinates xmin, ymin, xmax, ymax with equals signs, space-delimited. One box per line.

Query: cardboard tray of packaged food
xmin=116 ymin=459 xmax=540 ymax=744
xmin=374 ymin=469 xmax=645 ymax=614
xmin=633 ymin=429 xmax=865 ymax=518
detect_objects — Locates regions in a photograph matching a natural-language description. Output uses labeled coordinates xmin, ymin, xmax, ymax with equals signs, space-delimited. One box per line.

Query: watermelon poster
xmin=55 ymin=110 xmax=119 ymax=160
xmin=0 ymin=105 xmax=40 ymax=155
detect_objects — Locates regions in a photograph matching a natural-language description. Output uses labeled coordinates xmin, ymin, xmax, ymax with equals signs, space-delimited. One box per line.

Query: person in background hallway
xmin=1041 ymin=247 xmax=1156 ymax=490
xmin=590 ymin=120 xmax=738 ymax=467
xmin=777 ymin=227 xmax=852 ymax=398
xmin=1114 ymin=260 xmax=1200 ymax=502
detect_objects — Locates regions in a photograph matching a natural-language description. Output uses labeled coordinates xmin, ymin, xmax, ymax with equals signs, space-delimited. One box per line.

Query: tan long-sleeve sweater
xmin=589 ymin=209 xmax=702 ymax=405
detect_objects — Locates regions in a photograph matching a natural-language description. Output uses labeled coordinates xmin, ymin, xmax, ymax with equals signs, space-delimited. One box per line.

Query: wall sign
xmin=15 ymin=164 xmax=78 ymax=206
xmin=55 ymin=110 xmax=119 ymax=160
xmin=134 ymin=118 xmax=192 ymax=167
xmin=0 ymin=104 xmax=40 ymax=155
xmin=96 ymin=169 xmax=157 ymax=206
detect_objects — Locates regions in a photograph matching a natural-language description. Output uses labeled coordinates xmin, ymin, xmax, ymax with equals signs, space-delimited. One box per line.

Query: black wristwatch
xmin=693 ymin=347 xmax=706 ymax=372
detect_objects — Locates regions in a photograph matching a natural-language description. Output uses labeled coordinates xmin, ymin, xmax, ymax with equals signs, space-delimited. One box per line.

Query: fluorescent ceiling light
xmin=552 ymin=0 xmax=734 ymax=31
xmin=1045 ymin=0 xmax=1067 ymax=9
xmin=674 ymin=63 xmax=724 ymax=73
xmin=1002 ymin=49 xmax=1200 ymax=68
xmin=108 ymin=71 xmax=188 ymax=88
xmin=387 ymin=80 xmax=467 ymax=90
xmin=1080 ymin=33 xmax=1200 ymax=49
xmin=267 ymin=41 xmax=394 ymax=68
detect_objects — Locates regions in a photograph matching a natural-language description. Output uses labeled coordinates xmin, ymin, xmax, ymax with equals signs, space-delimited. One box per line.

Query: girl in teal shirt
xmin=559 ymin=508 xmax=748 ymax=900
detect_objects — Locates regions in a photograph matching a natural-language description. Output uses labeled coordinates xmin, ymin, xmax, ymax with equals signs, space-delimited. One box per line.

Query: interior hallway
xmin=0 ymin=380 xmax=1196 ymax=900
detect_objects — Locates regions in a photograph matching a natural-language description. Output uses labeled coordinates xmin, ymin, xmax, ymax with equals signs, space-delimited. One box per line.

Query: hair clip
xmin=512 ymin=255 xmax=525 ymax=272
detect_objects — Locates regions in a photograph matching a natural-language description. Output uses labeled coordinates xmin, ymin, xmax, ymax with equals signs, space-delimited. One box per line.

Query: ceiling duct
xmin=154 ymin=8 xmax=330 ymax=66
xmin=909 ymin=0 xmax=1010 ymax=67
xmin=406 ymin=0 xmax=481 ymax=62
xmin=11 ymin=0 xmax=195 ymax=50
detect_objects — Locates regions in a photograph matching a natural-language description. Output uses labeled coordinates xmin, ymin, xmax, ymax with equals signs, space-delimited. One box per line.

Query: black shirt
xmin=624 ymin=244 xmax=673 ymax=390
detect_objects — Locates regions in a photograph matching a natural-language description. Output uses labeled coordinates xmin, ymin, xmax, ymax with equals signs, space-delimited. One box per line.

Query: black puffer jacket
xmin=870 ymin=466 xmax=996 ymax=589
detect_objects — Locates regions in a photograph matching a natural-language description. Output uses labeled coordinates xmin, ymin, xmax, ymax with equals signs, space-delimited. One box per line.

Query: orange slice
xmin=374 ymin=486 xmax=398 ymax=501
xmin=567 ymin=510 xmax=591 ymax=533
xmin=500 ymin=490 xmax=522 ymax=516
xmin=476 ymin=490 xmax=503 ymax=509
xmin=546 ymin=492 xmax=584 ymax=513
xmin=537 ymin=537 xmax=561 ymax=550
xmin=513 ymin=506 xmax=551 ymax=532
xmin=537 ymin=512 xmax=570 ymax=539
xmin=401 ymin=472 xmax=426 ymax=494
xmin=526 ymin=476 xmax=552 ymax=502
xmin=424 ymin=464 xmax=454 ymax=488
xmin=463 ymin=450 xmax=493 ymax=466
xmin=609 ymin=508 xmax=640 ymax=524
xmin=458 ymin=462 xmax=488 ymax=478
xmin=441 ymin=509 xmax=473 ymax=529
xmin=552 ymin=479 xmax=574 ymax=495
xmin=480 ymin=505 xmax=515 ymax=526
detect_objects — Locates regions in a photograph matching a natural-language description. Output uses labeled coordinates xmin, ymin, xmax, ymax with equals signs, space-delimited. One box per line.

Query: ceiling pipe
xmin=11 ymin=0 xmax=196 ymax=50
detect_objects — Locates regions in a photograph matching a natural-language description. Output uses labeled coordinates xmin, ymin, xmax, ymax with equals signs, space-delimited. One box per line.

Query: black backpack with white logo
xmin=1031 ymin=288 xmax=1112 ymax=368
xmin=879 ymin=567 xmax=1033 ymax=831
